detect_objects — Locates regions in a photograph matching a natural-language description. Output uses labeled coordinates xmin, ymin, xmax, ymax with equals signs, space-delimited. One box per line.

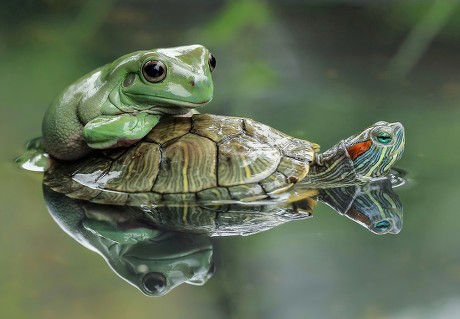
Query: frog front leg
xmin=83 ymin=113 xmax=160 ymax=149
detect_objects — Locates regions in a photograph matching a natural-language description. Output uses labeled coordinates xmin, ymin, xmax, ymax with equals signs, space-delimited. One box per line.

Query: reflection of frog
xmin=42 ymin=45 xmax=215 ymax=160
xmin=43 ymin=186 xmax=214 ymax=296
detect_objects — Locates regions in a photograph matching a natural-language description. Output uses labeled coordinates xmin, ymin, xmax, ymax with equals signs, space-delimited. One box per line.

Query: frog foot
xmin=82 ymin=219 xmax=159 ymax=244
xmin=15 ymin=137 xmax=51 ymax=172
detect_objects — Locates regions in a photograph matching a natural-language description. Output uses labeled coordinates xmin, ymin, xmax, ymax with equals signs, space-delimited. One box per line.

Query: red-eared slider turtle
xmin=43 ymin=114 xmax=405 ymax=205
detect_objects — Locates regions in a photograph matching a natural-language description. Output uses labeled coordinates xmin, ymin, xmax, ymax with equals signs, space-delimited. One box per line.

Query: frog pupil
xmin=209 ymin=54 xmax=216 ymax=72
xmin=143 ymin=272 xmax=167 ymax=294
xmin=145 ymin=63 xmax=163 ymax=77
xmin=143 ymin=61 xmax=166 ymax=82
xmin=377 ymin=132 xmax=392 ymax=144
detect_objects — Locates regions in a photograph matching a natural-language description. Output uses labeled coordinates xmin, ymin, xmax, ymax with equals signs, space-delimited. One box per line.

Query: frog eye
xmin=204 ymin=261 xmax=216 ymax=281
xmin=142 ymin=60 xmax=167 ymax=83
xmin=142 ymin=272 xmax=167 ymax=295
xmin=208 ymin=53 xmax=216 ymax=72
xmin=376 ymin=132 xmax=392 ymax=144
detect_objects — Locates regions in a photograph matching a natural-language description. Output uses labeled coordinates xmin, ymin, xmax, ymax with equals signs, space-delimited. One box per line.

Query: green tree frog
xmin=42 ymin=44 xmax=216 ymax=160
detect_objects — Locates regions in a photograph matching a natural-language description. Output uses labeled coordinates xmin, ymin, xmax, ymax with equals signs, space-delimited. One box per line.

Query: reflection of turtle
xmin=43 ymin=114 xmax=405 ymax=205
xmin=43 ymin=176 xmax=402 ymax=295
xmin=141 ymin=177 xmax=403 ymax=235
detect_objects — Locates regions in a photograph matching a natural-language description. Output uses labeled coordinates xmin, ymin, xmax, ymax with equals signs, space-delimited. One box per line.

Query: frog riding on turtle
xmin=43 ymin=114 xmax=405 ymax=207
xmin=18 ymin=44 xmax=405 ymax=208
xmin=43 ymin=44 xmax=216 ymax=161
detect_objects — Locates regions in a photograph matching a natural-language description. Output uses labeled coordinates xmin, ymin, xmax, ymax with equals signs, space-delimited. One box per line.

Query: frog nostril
xmin=190 ymin=80 xmax=195 ymax=87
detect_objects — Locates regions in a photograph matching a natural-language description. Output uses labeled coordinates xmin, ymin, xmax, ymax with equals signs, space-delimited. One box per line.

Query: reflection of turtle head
xmin=344 ymin=195 xmax=403 ymax=235
xmin=347 ymin=178 xmax=403 ymax=234
xmin=111 ymin=232 xmax=214 ymax=297
xmin=319 ymin=178 xmax=403 ymax=234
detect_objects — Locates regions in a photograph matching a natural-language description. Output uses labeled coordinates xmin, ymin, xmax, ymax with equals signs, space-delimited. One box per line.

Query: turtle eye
xmin=208 ymin=53 xmax=216 ymax=72
xmin=374 ymin=220 xmax=391 ymax=233
xmin=142 ymin=60 xmax=167 ymax=83
xmin=142 ymin=272 xmax=167 ymax=295
xmin=376 ymin=132 xmax=392 ymax=144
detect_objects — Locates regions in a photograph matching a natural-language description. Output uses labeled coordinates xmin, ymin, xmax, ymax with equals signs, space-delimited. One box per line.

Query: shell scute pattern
xmin=66 ymin=185 xmax=102 ymax=201
xmin=163 ymin=193 xmax=197 ymax=202
xmin=260 ymin=171 xmax=293 ymax=194
xmin=92 ymin=190 xmax=128 ymax=205
xmin=276 ymin=157 xmax=310 ymax=184
xmin=127 ymin=192 xmax=162 ymax=206
xmin=197 ymin=187 xmax=232 ymax=201
xmin=244 ymin=118 xmax=316 ymax=161
xmin=191 ymin=114 xmax=244 ymax=143
xmin=103 ymin=142 xmax=161 ymax=192
xmin=227 ymin=183 xmax=266 ymax=201
xmin=152 ymin=133 xmax=217 ymax=193
xmin=45 ymin=114 xmax=318 ymax=203
xmin=145 ymin=116 xmax=192 ymax=144
xmin=278 ymin=137 xmax=316 ymax=162
xmin=217 ymin=135 xmax=281 ymax=186
xmin=51 ymin=157 xmax=112 ymax=193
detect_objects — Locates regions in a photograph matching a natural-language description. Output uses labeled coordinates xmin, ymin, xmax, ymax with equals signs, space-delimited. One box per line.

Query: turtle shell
xmin=44 ymin=114 xmax=317 ymax=205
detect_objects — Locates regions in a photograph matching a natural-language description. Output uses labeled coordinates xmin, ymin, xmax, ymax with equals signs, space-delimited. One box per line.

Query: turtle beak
xmin=389 ymin=122 xmax=405 ymax=159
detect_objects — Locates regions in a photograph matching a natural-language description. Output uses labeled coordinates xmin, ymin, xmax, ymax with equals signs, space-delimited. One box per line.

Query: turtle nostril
xmin=190 ymin=80 xmax=195 ymax=87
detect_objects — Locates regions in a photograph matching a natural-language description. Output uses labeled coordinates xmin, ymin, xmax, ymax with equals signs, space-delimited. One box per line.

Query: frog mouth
xmin=126 ymin=93 xmax=211 ymax=110
xmin=123 ymin=247 xmax=213 ymax=262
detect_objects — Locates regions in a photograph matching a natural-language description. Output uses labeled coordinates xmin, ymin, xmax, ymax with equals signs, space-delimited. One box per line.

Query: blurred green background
xmin=1 ymin=0 xmax=460 ymax=318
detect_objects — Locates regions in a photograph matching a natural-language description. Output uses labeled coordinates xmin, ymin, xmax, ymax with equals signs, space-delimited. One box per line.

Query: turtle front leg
xmin=83 ymin=113 xmax=160 ymax=149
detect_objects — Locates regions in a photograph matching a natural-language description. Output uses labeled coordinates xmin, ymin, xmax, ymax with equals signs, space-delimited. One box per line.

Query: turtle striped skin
xmin=43 ymin=114 xmax=405 ymax=206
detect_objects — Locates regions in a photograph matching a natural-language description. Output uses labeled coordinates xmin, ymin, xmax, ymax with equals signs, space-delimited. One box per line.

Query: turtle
xmin=43 ymin=113 xmax=405 ymax=207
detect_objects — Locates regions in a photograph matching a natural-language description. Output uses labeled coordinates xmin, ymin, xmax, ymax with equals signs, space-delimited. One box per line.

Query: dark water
xmin=2 ymin=1 xmax=460 ymax=318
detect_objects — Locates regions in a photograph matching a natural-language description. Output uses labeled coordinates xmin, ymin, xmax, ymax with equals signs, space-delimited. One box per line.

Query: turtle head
xmin=343 ymin=121 xmax=405 ymax=179
xmin=306 ymin=121 xmax=405 ymax=187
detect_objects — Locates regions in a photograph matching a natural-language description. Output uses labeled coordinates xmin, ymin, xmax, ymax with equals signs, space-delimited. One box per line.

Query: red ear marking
xmin=347 ymin=140 xmax=372 ymax=160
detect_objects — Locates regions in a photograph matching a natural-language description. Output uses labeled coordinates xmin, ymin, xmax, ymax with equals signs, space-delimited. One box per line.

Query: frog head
xmin=105 ymin=44 xmax=215 ymax=115
xmin=118 ymin=232 xmax=215 ymax=296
